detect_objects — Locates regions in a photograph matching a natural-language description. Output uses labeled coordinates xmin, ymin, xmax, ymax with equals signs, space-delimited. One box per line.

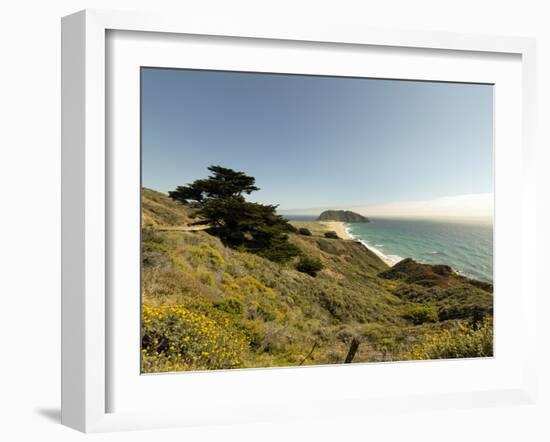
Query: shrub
xmin=402 ymin=304 xmax=438 ymax=324
xmin=298 ymin=228 xmax=312 ymax=236
xmin=141 ymin=305 xmax=248 ymax=372
xmin=257 ymin=304 xmax=277 ymax=321
xmin=187 ymin=243 xmax=225 ymax=268
xmin=242 ymin=319 xmax=265 ymax=350
xmin=408 ymin=317 xmax=493 ymax=360
xmin=393 ymin=284 xmax=493 ymax=323
xmin=213 ymin=298 xmax=243 ymax=315
xmin=437 ymin=298 xmax=493 ymax=322
xmin=295 ymin=256 xmax=323 ymax=276
xmin=253 ymin=236 xmax=301 ymax=263
xmin=285 ymin=223 xmax=298 ymax=233
xmin=324 ymin=231 xmax=339 ymax=239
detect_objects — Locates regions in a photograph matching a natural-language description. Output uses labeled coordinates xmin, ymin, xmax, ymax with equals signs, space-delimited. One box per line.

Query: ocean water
xmin=345 ymin=218 xmax=493 ymax=282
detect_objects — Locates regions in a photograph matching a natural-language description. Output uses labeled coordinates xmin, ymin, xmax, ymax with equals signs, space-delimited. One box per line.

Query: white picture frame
xmin=61 ymin=9 xmax=537 ymax=433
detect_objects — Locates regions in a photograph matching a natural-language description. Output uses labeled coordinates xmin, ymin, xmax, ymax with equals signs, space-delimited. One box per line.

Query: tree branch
xmin=299 ymin=341 xmax=318 ymax=366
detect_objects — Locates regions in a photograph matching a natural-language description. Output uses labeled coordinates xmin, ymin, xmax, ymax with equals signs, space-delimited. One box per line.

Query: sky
xmin=141 ymin=68 xmax=494 ymax=217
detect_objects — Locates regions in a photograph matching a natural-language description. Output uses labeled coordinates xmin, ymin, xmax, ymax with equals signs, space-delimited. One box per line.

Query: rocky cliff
xmin=317 ymin=210 xmax=369 ymax=223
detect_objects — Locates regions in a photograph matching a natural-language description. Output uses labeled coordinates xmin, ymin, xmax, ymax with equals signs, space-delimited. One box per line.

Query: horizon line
xmin=142 ymin=187 xmax=493 ymax=219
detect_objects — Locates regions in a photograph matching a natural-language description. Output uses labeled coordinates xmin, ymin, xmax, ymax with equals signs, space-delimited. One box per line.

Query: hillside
xmin=141 ymin=188 xmax=493 ymax=372
xmin=317 ymin=210 xmax=369 ymax=223
xmin=142 ymin=188 xmax=196 ymax=227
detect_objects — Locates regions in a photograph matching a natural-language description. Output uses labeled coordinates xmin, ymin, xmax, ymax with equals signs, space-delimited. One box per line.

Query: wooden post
xmin=344 ymin=338 xmax=360 ymax=363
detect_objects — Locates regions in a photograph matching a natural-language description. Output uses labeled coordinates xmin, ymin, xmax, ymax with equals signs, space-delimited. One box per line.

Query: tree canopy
xmin=168 ymin=166 xmax=299 ymax=263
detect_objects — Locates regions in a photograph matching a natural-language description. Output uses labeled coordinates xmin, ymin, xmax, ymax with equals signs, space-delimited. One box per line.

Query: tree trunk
xmin=344 ymin=338 xmax=360 ymax=363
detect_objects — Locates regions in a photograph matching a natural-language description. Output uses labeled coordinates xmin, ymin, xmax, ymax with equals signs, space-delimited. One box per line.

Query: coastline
xmin=341 ymin=220 xmax=492 ymax=282
xmin=340 ymin=222 xmax=399 ymax=267
xmin=321 ymin=221 xmax=397 ymax=267
xmin=322 ymin=221 xmax=352 ymax=240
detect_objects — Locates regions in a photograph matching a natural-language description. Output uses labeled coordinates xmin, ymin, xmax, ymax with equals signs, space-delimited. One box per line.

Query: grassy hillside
xmin=142 ymin=188 xmax=196 ymax=227
xmin=141 ymin=188 xmax=493 ymax=372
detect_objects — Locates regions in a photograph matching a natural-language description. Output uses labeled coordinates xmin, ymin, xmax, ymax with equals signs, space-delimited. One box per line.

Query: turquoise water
xmin=345 ymin=218 xmax=493 ymax=282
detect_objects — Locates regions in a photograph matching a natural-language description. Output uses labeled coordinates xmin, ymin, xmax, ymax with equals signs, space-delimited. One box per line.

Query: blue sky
xmin=141 ymin=68 xmax=493 ymax=214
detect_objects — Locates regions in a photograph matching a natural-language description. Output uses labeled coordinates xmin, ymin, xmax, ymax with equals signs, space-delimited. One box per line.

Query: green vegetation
xmin=408 ymin=317 xmax=493 ymax=360
xmin=298 ymin=227 xmax=312 ymax=236
xmin=317 ymin=210 xmax=369 ymax=223
xmin=295 ymin=256 xmax=324 ymax=276
xmin=141 ymin=177 xmax=493 ymax=373
xmin=168 ymin=166 xmax=299 ymax=263
xmin=381 ymin=259 xmax=493 ymax=322
xmin=142 ymin=305 xmax=247 ymax=372
xmin=401 ymin=304 xmax=438 ymax=325
xmin=324 ymin=231 xmax=339 ymax=239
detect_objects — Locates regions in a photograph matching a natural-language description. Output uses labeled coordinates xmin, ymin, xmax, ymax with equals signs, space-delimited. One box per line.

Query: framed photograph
xmin=61 ymin=9 xmax=537 ymax=432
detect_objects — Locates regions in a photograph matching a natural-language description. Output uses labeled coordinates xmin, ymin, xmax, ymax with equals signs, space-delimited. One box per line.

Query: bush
xmin=392 ymin=284 xmax=493 ymax=323
xmin=213 ymin=298 xmax=243 ymax=315
xmin=324 ymin=231 xmax=339 ymax=239
xmin=402 ymin=304 xmax=438 ymax=324
xmin=298 ymin=228 xmax=312 ymax=236
xmin=408 ymin=317 xmax=493 ymax=360
xmin=253 ymin=236 xmax=301 ymax=263
xmin=141 ymin=305 xmax=248 ymax=372
xmin=285 ymin=223 xmax=298 ymax=233
xmin=295 ymin=256 xmax=323 ymax=276
xmin=437 ymin=300 xmax=493 ymax=322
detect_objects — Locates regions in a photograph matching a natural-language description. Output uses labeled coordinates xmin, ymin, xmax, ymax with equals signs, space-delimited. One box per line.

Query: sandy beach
xmin=323 ymin=221 xmax=398 ymax=267
xmin=290 ymin=220 xmax=396 ymax=267
xmin=322 ymin=221 xmax=352 ymax=240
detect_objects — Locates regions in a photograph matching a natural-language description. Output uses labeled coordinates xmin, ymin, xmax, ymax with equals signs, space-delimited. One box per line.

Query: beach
xmin=322 ymin=221 xmax=352 ymax=240
xmin=321 ymin=221 xmax=396 ymax=267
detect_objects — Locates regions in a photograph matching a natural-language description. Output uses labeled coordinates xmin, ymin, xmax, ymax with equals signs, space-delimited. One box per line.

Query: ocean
xmin=345 ymin=218 xmax=493 ymax=283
